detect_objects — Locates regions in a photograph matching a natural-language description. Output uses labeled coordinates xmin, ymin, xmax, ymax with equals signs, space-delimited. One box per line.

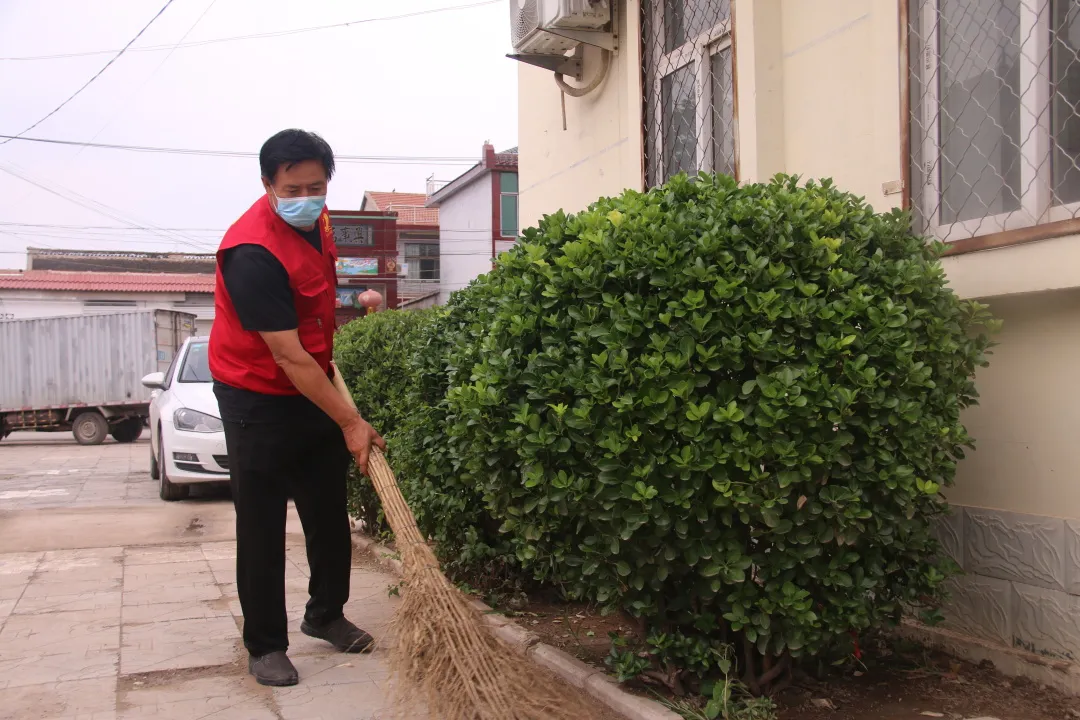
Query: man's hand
xmin=342 ymin=415 xmax=386 ymax=475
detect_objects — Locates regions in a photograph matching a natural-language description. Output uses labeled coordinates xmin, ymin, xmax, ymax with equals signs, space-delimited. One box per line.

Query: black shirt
xmin=213 ymin=224 xmax=329 ymax=424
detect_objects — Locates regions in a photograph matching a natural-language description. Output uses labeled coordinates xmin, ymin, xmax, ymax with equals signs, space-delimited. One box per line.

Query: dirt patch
xmin=776 ymin=644 xmax=1080 ymax=720
xmin=488 ymin=597 xmax=628 ymax=669
xmin=490 ymin=594 xmax=1080 ymax=720
xmin=351 ymin=541 xmax=383 ymax=570
xmin=354 ymin=537 xmax=1080 ymax=719
xmin=116 ymin=658 xmax=246 ymax=692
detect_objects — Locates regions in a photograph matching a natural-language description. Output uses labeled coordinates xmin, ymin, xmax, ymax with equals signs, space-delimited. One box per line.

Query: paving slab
xmin=120 ymin=615 xmax=242 ymax=675
xmin=0 ymin=609 xmax=120 ymax=655
xmin=0 ymin=438 xmax=428 ymax=718
xmin=123 ymin=546 xmax=207 ymax=567
xmin=118 ymin=676 xmax=276 ymax=720
xmin=122 ymin=599 xmax=233 ymax=624
xmin=0 ymin=676 xmax=117 ymax=720
xmin=0 ymin=647 xmax=120 ymax=690
xmin=273 ymin=677 xmax=391 ymax=720
xmin=13 ymin=588 xmax=123 ymax=616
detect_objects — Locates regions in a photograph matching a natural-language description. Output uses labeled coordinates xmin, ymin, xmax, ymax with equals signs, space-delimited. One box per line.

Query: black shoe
xmin=300 ymin=616 xmax=374 ymax=653
xmin=248 ymin=651 xmax=299 ymax=686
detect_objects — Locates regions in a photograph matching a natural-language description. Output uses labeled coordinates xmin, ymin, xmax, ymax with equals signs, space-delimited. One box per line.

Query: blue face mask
xmin=271 ymin=190 xmax=326 ymax=228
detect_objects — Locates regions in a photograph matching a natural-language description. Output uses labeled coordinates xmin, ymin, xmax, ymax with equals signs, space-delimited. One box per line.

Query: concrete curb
xmin=350 ymin=531 xmax=680 ymax=720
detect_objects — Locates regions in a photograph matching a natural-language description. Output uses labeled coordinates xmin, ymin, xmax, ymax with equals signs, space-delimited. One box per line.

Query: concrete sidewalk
xmin=0 ymin=536 xmax=400 ymax=720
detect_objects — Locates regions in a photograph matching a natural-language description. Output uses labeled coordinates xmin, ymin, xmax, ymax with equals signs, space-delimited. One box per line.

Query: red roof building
xmin=325 ymin=210 xmax=400 ymax=324
xmin=359 ymin=191 xmax=441 ymax=305
xmin=0 ymin=270 xmax=216 ymax=334
xmin=0 ymin=270 xmax=214 ymax=293
xmin=361 ymin=192 xmax=439 ymax=227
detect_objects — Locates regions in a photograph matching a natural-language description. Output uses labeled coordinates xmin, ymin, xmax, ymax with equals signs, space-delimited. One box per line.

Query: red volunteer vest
xmin=209 ymin=196 xmax=337 ymax=395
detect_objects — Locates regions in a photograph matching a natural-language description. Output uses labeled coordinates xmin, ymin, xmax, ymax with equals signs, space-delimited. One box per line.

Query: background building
xmin=26 ymin=247 xmax=216 ymax=274
xmin=327 ymin=210 xmax=400 ymax=324
xmin=0 ymin=270 xmax=215 ymax=335
xmin=359 ymin=191 xmax=441 ymax=304
xmin=426 ymin=144 xmax=518 ymax=305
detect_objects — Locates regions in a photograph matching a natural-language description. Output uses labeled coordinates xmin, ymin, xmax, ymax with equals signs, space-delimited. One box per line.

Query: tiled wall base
xmin=898 ymin=620 xmax=1080 ymax=696
xmin=925 ymin=505 xmax=1080 ymax=692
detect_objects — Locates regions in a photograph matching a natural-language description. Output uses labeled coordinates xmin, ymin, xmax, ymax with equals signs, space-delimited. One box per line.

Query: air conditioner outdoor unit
xmin=510 ymin=0 xmax=611 ymax=56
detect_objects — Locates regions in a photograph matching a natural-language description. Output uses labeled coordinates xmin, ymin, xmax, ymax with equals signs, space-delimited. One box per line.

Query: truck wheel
xmin=73 ymin=412 xmax=109 ymax=446
xmin=111 ymin=418 xmax=143 ymax=444
xmin=157 ymin=431 xmax=189 ymax=501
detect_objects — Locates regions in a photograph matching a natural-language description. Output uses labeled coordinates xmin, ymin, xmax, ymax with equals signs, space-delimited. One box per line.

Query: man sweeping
xmin=209 ymin=128 xmax=385 ymax=687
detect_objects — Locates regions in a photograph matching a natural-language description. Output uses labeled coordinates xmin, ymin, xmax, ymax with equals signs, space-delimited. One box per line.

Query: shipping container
xmin=0 ymin=310 xmax=196 ymax=445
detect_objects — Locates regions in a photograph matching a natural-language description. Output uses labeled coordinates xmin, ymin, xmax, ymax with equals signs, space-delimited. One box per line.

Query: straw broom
xmin=331 ymin=365 xmax=595 ymax=720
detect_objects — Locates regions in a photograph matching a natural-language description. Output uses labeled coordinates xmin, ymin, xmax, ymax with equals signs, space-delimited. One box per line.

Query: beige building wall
xmin=773 ymin=0 xmax=903 ymax=212
xmin=519 ymin=0 xmax=905 ymax=222
xmin=948 ymin=290 xmax=1080 ymax=520
xmin=517 ymin=1 xmax=644 ymax=229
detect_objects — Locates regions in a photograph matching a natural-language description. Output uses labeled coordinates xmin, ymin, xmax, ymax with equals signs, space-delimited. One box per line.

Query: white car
xmin=141 ymin=337 xmax=228 ymax=501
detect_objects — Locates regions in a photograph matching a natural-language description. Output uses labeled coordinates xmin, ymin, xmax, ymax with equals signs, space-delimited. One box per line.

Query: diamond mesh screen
xmin=643 ymin=0 xmax=735 ymax=188
xmin=908 ymin=0 xmax=1080 ymax=241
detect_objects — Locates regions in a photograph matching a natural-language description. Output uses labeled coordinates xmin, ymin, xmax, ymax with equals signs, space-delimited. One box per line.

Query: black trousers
xmin=223 ymin=413 xmax=353 ymax=657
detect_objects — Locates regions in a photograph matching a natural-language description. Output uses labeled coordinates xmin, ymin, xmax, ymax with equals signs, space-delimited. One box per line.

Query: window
xmin=499 ymin=173 xmax=519 ymax=237
xmin=178 ymin=342 xmax=211 ymax=383
xmin=162 ymin=344 xmax=182 ymax=390
xmin=404 ymin=243 xmax=440 ymax=280
xmin=909 ymin=0 xmax=1080 ymax=241
xmin=644 ymin=0 xmax=735 ymax=187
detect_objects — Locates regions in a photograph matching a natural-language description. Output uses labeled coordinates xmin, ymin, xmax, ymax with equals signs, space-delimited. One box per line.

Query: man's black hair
xmin=259 ymin=129 xmax=336 ymax=183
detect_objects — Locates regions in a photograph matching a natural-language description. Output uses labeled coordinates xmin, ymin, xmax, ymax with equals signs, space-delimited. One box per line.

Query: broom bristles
xmin=367 ymin=448 xmax=596 ymax=720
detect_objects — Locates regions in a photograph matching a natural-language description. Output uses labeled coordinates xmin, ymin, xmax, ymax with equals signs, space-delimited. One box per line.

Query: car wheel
xmin=72 ymin=412 xmax=109 ymax=446
xmin=157 ymin=431 xmax=189 ymax=502
xmin=111 ymin=418 xmax=144 ymax=444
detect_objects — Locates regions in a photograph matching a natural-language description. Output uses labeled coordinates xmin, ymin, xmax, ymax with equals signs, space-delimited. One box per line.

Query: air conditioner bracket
xmin=507 ymin=47 xmax=583 ymax=81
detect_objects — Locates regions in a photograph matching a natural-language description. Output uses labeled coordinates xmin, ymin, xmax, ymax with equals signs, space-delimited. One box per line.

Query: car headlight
xmin=173 ymin=408 xmax=223 ymax=433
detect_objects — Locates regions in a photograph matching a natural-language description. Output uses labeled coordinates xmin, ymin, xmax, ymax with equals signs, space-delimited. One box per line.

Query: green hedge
xmin=337 ymin=174 xmax=996 ymax=688
xmin=390 ymin=289 xmax=523 ymax=580
xmin=334 ymin=308 xmax=436 ymax=538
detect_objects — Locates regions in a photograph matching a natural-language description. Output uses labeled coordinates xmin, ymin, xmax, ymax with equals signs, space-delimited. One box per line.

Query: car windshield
xmin=178 ymin=342 xmax=211 ymax=383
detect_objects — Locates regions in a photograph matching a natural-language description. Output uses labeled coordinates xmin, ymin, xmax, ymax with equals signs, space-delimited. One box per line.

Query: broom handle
xmin=329 ymin=363 xmax=426 ymax=547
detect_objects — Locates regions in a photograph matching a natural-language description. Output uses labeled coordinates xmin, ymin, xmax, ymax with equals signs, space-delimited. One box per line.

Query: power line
xmin=0 ymin=222 xmax=224 ymax=231
xmin=0 ymin=134 xmax=478 ymax=165
xmin=63 ymin=0 xmax=219 ymax=170
xmin=0 ymin=161 xmax=210 ymax=251
xmin=0 ymin=1 xmax=502 ymax=62
xmin=0 ymin=1 xmax=177 ymax=147
xmin=2 ymin=225 xmax=507 ymax=240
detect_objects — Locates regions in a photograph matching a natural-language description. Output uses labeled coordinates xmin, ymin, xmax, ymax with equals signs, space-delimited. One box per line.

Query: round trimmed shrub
xmin=439 ymin=174 xmax=996 ymax=677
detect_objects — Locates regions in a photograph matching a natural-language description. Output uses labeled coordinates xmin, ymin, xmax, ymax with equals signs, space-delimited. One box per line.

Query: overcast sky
xmin=0 ymin=0 xmax=518 ymax=269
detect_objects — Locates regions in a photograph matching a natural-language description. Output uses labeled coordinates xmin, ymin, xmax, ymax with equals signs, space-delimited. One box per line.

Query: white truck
xmin=0 ymin=310 xmax=196 ymax=445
